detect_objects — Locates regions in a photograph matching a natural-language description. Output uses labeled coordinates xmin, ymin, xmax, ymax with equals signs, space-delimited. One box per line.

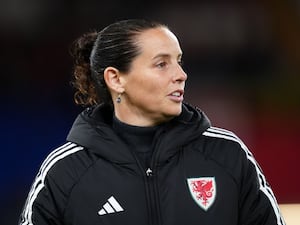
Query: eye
xmin=156 ymin=61 xmax=167 ymax=68
xmin=178 ymin=60 xmax=184 ymax=67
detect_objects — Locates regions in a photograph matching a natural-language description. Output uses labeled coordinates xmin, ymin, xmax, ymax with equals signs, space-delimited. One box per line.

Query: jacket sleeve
xmin=19 ymin=172 xmax=66 ymax=225
xmin=238 ymin=148 xmax=285 ymax=225
xmin=19 ymin=142 xmax=86 ymax=225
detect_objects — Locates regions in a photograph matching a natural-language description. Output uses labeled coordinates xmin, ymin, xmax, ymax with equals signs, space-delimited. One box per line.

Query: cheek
xmin=132 ymin=81 xmax=165 ymax=105
xmin=125 ymin=70 xmax=168 ymax=101
xmin=131 ymin=77 xmax=161 ymax=94
xmin=143 ymin=80 xmax=165 ymax=97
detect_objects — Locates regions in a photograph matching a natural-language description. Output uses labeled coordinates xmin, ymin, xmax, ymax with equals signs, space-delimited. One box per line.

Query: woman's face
xmin=117 ymin=27 xmax=187 ymax=126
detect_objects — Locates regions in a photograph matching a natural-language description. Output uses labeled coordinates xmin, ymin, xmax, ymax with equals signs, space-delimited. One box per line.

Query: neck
xmin=114 ymin=105 xmax=173 ymax=127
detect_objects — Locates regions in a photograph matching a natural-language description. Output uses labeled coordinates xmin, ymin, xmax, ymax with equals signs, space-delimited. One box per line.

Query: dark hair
xmin=70 ymin=19 xmax=166 ymax=106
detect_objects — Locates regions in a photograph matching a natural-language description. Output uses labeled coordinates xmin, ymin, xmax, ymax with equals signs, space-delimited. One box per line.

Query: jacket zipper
xmin=144 ymin=129 xmax=166 ymax=225
xmin=146 ymin=168 xmax=153 ymax=176
xmin=127 ymin=150 xmax=160 ymax=225
xmin=145 ymin=166 xmax=161 ymax=225
xmin=128 ymin=130 xmax=165 ymax=225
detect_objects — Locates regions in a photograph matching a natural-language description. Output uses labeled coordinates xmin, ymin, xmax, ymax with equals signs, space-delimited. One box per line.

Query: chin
xmin=167 ymin=106 xmax=182 ymax=117
xmin=158 ymin=104 xmax=182 ymax=122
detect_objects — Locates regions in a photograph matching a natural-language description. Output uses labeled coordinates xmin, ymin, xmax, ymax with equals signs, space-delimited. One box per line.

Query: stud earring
xmin=116 ymin=94 xmax=121 ymax=103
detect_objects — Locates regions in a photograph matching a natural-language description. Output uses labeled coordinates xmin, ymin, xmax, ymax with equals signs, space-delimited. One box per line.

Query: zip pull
xmin=146 ymin=168 xmax=153 ymax=177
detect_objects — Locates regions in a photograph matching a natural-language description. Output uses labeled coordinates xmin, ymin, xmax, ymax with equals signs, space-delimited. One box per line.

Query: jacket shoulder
xmin=202 ymin=126 xmax=251 ymax=156
xmin=200 ymin=126 xmax=253 ymax=181
xmin=33 ymin=141 xmax=94 ymax=198
xmin=203 ymin=127 xmax=253 ymax=156
xmin=201 ymin=127 xmax=284 ymax=224
xmin=19 ymin=142 xmax=94 ymax=225
xmin=44 ymin=142 xmax=95 ymax=191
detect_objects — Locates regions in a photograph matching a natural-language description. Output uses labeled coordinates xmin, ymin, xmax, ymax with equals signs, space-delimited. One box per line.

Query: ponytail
xmin=70 ymin=31 xmax=99 ymax=106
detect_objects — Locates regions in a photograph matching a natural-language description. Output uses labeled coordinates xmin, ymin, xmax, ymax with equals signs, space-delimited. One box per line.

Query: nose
xmin=173 ymin=64 xmax=188 ymax=82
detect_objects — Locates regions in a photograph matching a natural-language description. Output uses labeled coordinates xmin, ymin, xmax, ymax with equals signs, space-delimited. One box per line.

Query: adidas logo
xmin=98 ymin=196 xmax=124 ymax=216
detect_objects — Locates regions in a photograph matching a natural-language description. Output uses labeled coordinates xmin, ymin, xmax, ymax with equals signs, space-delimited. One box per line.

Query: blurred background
xmin=0 ymin=0 xmax=299 ymax=224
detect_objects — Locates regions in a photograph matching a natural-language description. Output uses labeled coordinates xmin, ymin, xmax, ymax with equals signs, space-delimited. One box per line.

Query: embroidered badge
xmin=187 ymin=177 xmax=216 ymax=211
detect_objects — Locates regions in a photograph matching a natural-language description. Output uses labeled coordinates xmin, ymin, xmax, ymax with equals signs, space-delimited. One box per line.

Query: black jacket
xmin=19 ymin=103 xmax=285 ymax=225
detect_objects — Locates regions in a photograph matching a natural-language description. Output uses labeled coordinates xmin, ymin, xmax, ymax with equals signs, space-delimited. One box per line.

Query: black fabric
xmin=66 ymin=103 xmax=210 ymax=164
xmin=18 ymin=102 xmax=285 ymax=225
xmin=112 ymin=115 xmax=160 ymax=170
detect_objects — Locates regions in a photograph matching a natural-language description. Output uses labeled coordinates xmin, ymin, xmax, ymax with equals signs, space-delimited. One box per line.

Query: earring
xmin=116 ymin=93 xmax=121 ymax=103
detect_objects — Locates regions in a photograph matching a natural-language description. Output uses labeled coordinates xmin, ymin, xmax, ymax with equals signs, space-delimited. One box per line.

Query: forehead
xmin=136 ymin=27 xmax=182 ymax=56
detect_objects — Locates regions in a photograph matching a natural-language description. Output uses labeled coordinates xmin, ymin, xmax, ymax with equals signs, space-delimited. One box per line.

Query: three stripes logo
xmin=98 ymin=196 xmax=124 ymax=216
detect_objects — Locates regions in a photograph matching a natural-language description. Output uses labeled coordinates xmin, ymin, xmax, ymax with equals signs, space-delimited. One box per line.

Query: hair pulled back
xmin=70 ymin=19 xmax=166 ymax=106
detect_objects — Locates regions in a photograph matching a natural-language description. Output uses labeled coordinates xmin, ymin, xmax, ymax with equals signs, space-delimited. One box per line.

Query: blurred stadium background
xmin=0 ymin=0 xmax=299 ymax=224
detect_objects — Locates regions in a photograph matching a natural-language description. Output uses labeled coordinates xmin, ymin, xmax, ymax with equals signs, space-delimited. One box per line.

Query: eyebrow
xmin=152 ymin=53 xmax=183 ymax=60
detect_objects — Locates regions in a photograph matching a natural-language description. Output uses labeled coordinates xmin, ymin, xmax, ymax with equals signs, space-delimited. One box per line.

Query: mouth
xmin=168 ymin=90 xmax=184 ymax=102
xmin=170 ymin=89 xmax=184 ymax=96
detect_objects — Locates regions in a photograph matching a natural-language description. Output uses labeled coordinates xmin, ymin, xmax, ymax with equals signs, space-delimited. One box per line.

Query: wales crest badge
xmin=187 ymin=177 xmax=216 ymax=211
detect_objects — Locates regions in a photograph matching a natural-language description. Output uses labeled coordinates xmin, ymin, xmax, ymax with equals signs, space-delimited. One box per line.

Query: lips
xmin=168 ymin=89 xmax=184 ymax=102
xmin=171 ymin=91 xmax=181 ymax=97
xmin=170 ymin=89 xmax=184 ymax=97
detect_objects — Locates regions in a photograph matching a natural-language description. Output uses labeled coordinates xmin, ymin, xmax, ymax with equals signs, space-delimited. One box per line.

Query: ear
xmin=103 ymin=67 xmax=125 ymax=93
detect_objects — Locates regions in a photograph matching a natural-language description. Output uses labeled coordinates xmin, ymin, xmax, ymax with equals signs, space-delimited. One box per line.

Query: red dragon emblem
xmin=187 ymin=177 xmax=216 ymax=210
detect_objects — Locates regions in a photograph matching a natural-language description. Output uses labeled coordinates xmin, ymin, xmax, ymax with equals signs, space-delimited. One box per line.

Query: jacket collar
xmin=66 ymin=103 xmax=211 ymax=164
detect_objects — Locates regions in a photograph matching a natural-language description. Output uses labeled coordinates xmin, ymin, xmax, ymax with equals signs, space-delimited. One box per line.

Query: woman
xmin=19 ymin=19 xmax=285 ymax=225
